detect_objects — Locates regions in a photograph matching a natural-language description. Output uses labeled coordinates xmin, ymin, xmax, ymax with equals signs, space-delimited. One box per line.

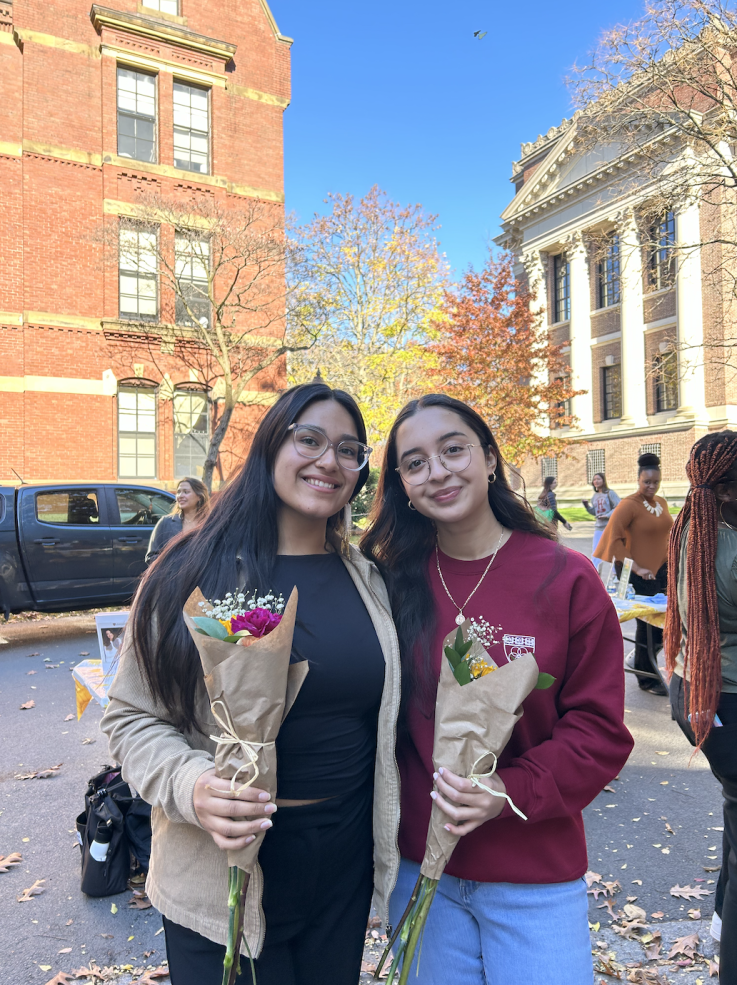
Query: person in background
xmin=145 ymin=477 xmax=210 ymax=565
xmin=594 ymin=453 xmax=672 ymax=696
xmin=583 ymin=473 xmax=620 ymax=561
xmin=537 ymin=476 xmax=573 ymax=532
xmin=665 ymin=430 xmax=737 ymax=981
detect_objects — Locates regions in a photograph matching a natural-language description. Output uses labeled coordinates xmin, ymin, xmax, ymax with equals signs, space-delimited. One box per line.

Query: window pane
xmin=115 ymin=488 xmax=172 ymax=524
xmin=36 ymin=490 xmax=99 ymax=525
xmin=118 ymin=389 xmax=157 ymax=479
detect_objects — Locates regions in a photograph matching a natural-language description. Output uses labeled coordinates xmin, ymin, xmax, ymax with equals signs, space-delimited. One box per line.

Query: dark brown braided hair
xmin=664 ymin=430 xmax=737 ymax=747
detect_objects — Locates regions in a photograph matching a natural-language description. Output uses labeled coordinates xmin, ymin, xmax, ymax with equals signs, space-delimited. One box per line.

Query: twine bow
xmin=468 ymin=751 xmax=528 ymax=821
xmin=210 ymin=699 xmax=275 ymax=795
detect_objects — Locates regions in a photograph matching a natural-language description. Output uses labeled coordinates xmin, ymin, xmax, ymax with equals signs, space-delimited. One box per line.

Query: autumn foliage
xmin=432 ymin=252 xmax=581 ymax=465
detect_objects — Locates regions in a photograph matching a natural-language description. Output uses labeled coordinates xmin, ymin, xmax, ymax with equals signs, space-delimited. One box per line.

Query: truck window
xmin=36 ymin=490 xmax=100 ymax=525
xmin=115 ymin=488 xmax=173 ymax=526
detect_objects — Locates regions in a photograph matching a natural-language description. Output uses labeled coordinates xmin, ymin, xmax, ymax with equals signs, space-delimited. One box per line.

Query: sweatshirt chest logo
xmin=503 ymin=634 xmax=536 ymax=661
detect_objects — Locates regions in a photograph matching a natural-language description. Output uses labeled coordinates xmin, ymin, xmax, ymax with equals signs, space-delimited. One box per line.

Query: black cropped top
xmin=271 ymin=553 xmax=385 ymax=800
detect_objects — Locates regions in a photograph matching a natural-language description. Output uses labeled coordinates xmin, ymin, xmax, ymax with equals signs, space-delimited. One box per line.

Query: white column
xmin=674 ymin=195 xmax=707 ymax=421
xmin=568 ymin=232 xmax=594 ymax=433
xmin=617 ymin=209 xmax=649 ymax=428
xmin=521 ymin=249 xmax=550 ymax=438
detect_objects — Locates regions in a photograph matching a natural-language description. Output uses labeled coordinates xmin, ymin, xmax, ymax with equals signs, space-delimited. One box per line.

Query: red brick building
xmin=0 ymin=0 xmax=291 ymax=487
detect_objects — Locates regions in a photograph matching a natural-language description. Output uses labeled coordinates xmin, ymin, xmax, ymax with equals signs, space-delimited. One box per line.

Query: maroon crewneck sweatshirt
xmin=397 ymin=529 xmax=634 ymax=885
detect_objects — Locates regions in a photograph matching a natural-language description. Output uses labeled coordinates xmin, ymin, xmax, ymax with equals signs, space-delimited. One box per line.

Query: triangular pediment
xmin=502 ymin=126 xmax=625 ymax=223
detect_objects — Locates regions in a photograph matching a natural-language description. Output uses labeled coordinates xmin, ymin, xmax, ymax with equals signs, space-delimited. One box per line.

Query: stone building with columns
xmin=497 ymin=118 xmax=737 ymax=507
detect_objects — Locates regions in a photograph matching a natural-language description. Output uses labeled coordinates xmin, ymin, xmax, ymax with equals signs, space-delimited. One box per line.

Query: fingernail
xmin=258 ymin=792 xmax=270 ymax=801
xmin=245 ymin=835 xmax=255 ymax=844
xmin=264 ymin=804 xmax=277 ymax=813
xmin=438 ymin=767 xmax=444 ymax=776
xmin=260 ymin=819 xmax=273 ymax=830
xmin=444 ymin=824 xmax=452 ymax=831
xmin=430 ymin=791 xmax=437 ymax=800
xmin=432 ymin=772 xmax=439 ymax=781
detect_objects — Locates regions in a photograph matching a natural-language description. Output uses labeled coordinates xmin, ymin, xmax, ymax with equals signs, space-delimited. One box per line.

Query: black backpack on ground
xmin=76 ymin=765 xmax=152 ymax=897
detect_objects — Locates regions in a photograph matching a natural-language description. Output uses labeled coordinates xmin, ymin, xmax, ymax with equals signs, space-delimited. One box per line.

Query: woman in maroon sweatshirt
xmin=362 ymin=394 xmax=633 ymax=985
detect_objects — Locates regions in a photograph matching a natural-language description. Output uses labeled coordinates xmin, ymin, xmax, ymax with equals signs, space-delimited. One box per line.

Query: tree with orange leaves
xmin=432 ymin=252 xmax=581 ymax=466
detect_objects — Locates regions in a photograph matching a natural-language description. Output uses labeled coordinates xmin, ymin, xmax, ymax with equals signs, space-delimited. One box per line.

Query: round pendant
xmin=455 ymin=612 xmax=465 ymax=626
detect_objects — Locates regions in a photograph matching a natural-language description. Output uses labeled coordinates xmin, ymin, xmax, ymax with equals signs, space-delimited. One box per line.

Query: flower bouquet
xmin=183 ymin=586 xmax=308 ymax=985
xmin=376 ymin=620 xmax=554 ymax=984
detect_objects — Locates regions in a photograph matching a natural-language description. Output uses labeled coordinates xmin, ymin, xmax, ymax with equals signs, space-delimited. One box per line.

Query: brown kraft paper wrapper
xmin=420 ymin=621 xmax=540 ymax=882
xmin=183 ymin=586 xmax=308 ymax=873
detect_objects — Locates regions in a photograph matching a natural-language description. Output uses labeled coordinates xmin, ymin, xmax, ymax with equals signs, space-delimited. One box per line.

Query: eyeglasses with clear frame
xmin=287 ymin=423 xmax=372 ymax=472
xmin=396 ymin=442 xmax=479 ymax=485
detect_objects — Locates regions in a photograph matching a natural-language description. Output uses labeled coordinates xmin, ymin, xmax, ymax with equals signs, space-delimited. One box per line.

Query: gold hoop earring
xmin=488 ymin=472 xmax=497 ymax=484
xmin=408 ymin=500 xmax=417 ymax=511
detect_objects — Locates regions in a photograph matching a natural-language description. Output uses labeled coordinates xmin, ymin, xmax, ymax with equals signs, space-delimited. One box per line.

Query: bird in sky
xmin=474 ymin=30 xmax=487 ymax=39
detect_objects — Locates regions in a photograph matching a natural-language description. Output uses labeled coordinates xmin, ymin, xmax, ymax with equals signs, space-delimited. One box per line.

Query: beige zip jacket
xmin=101 ymin=545 xmax=401 ymax=956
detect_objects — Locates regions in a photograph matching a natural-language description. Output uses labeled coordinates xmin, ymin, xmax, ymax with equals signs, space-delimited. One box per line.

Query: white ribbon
xmin=209 ymin=699 xmax=275 ymax=795
xmin=468 ymin=751 xmax=528 ymax=821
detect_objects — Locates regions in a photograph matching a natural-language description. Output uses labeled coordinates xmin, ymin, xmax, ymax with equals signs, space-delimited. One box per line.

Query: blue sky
xmin=272 ymin=0 xmax=646 ymax=277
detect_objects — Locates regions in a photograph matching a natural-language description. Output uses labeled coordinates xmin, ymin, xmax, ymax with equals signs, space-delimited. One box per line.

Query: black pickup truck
xmin=0 ymin=483 xmax=175 ymax=617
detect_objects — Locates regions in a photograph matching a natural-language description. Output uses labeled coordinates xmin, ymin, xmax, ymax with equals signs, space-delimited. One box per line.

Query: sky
xmin=271 ymin=0 xmax=647 ymax=278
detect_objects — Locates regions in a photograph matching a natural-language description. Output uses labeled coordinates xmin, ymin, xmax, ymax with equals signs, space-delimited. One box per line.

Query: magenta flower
xmin=230 ymin=608 xmax=282 ymax=638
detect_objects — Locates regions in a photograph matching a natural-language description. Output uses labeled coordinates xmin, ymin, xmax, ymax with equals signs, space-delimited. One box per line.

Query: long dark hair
xmin=665 ymin=430 xmax=737 ymax=747
xmin=360 ymin=393 xmax=554 ymax=708
xmin=131 ymin=382 xmax=369 ymax=730
xmin=538 ymin=474 xmax=556 ymax=504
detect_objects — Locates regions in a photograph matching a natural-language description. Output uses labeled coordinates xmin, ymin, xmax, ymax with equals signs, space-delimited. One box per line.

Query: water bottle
xmin=89 ymin=818 xmax=113 ymax=863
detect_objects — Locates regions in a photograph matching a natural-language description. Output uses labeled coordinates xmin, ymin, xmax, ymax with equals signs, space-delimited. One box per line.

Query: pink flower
xmin=230 ymin=608 xmax=282 ymax=639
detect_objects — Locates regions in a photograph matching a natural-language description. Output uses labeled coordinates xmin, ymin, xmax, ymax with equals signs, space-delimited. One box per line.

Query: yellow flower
xmin=468 ymin=656 xmax=496 ymax=679
xmin=220 ymin=618 xmax=234 ymax=634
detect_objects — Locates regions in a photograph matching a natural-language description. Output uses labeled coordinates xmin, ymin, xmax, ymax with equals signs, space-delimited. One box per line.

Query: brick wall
xmin=0 ymin=0 xmax=290 ymax=485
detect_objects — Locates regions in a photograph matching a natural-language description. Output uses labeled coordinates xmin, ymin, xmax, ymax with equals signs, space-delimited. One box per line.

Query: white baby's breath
xmin=202 ymin=588 xmax=286 ymax=620
xmin=467 ymin=617 xmax=502 ymax=651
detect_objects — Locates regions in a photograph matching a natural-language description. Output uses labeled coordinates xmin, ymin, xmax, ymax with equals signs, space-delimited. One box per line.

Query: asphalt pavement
xmin=0 ymin=524 xmax=727 ymax=984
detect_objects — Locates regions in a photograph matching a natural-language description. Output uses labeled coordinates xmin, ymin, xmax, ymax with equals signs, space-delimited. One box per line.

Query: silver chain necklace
xmin=435 ymin=527 xmax=506 ymax=627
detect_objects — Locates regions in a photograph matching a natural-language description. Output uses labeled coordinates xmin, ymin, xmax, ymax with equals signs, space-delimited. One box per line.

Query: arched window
xmin=172 ymin=384 xmax=210 ymax=478
xmin=117 ymin=379 xmax=158 ymax=478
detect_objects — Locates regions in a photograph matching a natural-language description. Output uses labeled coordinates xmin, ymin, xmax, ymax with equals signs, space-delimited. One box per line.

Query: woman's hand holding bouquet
xmin=193 ymin=772 xmax=276 ymax=851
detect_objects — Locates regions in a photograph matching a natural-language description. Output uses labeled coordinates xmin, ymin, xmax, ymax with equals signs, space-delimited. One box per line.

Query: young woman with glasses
xmin=362 ymin=394 xmax=633 ymax=985
xmin=102 ymin=382 xmax=401 ymax=985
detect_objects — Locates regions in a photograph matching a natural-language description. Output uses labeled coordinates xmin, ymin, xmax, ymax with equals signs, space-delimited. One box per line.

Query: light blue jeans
xmin=388 ymin=858 xmax=594 ymax=985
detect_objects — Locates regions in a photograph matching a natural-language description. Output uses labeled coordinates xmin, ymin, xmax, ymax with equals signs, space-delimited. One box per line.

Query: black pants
xmin=630 ymin=564 xmax=667 ymax=691
xmin=670 ymin=675 xmax=737 ymax=983
xmin=164 ymin=790 xmax=374 ymax=985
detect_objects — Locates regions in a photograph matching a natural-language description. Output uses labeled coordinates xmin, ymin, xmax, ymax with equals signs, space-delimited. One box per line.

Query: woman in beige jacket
xmin=102 ymin=382 xmax=401 ymax=985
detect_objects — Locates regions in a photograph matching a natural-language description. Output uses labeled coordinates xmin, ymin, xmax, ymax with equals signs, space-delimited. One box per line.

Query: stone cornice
xmin=90 ymin=5 xmax=237 ymax=61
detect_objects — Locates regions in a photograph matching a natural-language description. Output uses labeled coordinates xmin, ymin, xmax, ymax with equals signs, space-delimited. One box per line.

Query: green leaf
xmin=457 ymin=640 xmax=473 ymax=658
xmin=444 ymin=646 xmax=462 ymax=669
xmin=535 ymin=672 xmax=556 ymax=690
xmin=192 ymin=616 xmax=229 ymax=640
xmin=453 ymin=661 xmax=473 ymax=686
xmin=454 ymin=627 xmax=465 ymax=652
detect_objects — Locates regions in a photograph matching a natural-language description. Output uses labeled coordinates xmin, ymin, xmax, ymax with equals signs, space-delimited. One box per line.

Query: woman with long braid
xmin=665 ymin=430 xmax=737 ymax=983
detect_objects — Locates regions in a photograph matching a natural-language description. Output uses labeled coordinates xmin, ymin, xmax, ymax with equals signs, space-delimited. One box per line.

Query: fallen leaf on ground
xmin=709 ymin=959 xmax=719 ymax=977
xmin=111 ymin=903 xmax=118 ymax=914
xmin=19 ymin=700 xmax=35 ymax=710
xmin=66 ymin=919 xmax=73 ymax=926
xmin=154 ymin=927 xmax=164 ymax=936
xmin=668 ymin=932 xmax=699 ymax=959
xmin=595 ymin=953 xmax=625 ymax=977
xmin=26 ymin=652 xmax=40 ymax=657
xmin=42 ymin=974 xmax=72 ymax=985
xmin=45 ymin=664 xmax=59 ymax=669
xmin=604 ymin=785 xmax=616 ymax=793
xmin=367 ymin=915 xmax=382 ymax=929
xmin=665 ymin=823 xmax=675 ymax=835
xmin=15 ymin=764 xmax=62 ymax=780
xmin=650 ymin=911 xmax=664 ymax=919
xmin=632 ymin=880 xmax=643 ymax=886
xmin=129 ymin=890 xmax=152 ymax=910
xmin=670 ymin=885 xmax=713 ymax=900
xmin=81 ymin=738 xmax=96 ymax=745
xmin=79 ymin=651 xmax=90 ymax=656
xmin=703 ymin=865 xmax=721 ymax=872
xmin=64 ymin=714 xmax=74 ymax=721
xmin=688 ymin=908 xmax=702 ymax=920
xmin=623 ymin=904 xmax=647 ymax=921
xmin=130 ymin=967 xmax=170 ymax=984
xmin=0 ymin=852 xmax=23 ymax=872
xmin=585 ymin=870 xmax=603 ymax=888
xmin=70 ymin=965 xmax=104 ymax=981
xmin=26 ymin=670 xmax=37 ymax=675
xmin=17 ymin=878 xmax=46 ymax=902
xmin=655 ymin=751 xmax=669 ymax=756
xmin=100 ymin=934 xmax=113 ymax=939
xmin=58 ymin=947 xmax=72 ymax=954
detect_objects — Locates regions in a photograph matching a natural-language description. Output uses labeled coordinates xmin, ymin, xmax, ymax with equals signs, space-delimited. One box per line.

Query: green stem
xmin=397 ymin=881 xmax=437 ymax=985
xmin=222 ymin=867 xmax=240 ymax=985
